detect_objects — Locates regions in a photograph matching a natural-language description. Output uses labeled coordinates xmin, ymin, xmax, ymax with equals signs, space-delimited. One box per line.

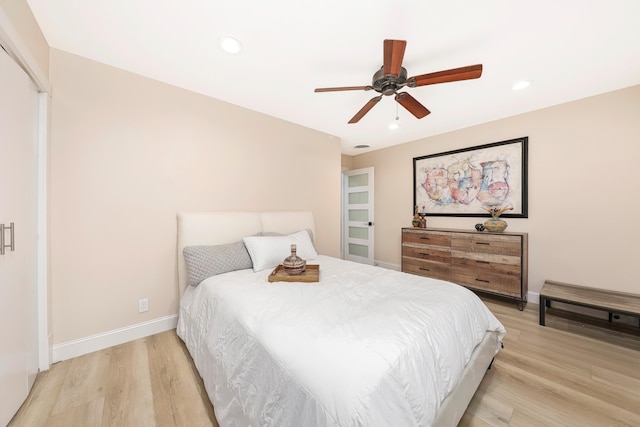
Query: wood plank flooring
xmin=9 ymin=331 xmax=217 ymax=427
xmin=460 ymin=298 xmax=640 ymax=426
xmin=9 ymin=296 xmax=640 ymax=426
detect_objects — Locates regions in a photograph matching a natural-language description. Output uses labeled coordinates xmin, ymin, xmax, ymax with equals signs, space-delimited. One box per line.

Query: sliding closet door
xmin=0 ymin=48 xmax=39 ymax=426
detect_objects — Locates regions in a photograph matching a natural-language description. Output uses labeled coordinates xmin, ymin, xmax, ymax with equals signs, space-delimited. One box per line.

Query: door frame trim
xmin=37 ymin=93 xmax=49 ymax=371
xmin=0 ymin=5 xmax=51 ymax=372
xmin=0 ymin=7 xmax=51 ymax=93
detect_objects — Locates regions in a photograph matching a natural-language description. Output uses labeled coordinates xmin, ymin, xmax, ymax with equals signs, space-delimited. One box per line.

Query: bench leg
xmin=539 ymin=296 xmax=547 ymax=326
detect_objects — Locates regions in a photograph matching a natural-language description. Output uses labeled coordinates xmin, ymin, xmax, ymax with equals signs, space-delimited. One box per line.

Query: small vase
xmin=483 ymin=217 xmax=508 ymax=233
xmin=282 ymin=244 xmax=306 ymax=275
xmin=412 ymin=205 xmax=421 ymax=227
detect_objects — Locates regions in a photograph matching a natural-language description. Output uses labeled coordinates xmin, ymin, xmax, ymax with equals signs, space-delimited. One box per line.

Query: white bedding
xmin=177 ymin=255 xmax=506 ymax=427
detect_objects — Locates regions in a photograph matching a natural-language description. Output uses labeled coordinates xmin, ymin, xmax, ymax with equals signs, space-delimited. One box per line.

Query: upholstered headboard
xmin=176 ymin=211 xmax=315 ymax=294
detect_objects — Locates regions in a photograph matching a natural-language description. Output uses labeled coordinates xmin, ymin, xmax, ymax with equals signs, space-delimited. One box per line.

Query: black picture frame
xmin=413 ymin=137 xmax=528 ymax=218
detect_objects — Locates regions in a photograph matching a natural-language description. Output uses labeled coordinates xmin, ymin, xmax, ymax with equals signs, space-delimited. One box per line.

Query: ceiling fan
xmin=314 ymin=39 xmax=483 ymax=124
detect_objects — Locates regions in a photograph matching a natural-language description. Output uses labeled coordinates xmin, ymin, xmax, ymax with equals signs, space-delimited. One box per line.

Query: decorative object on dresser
xmin=411 ymin=205 xmax=421 ymax=227
xmin=418 ymin=205 xmax=427 ymax=228
xmin=413 ymin=137 xmax=528 ymax=218
xmin=482 ymin=205 xmax=513 ymax=232
xmin=402 ymin=227 xmax=528 ymax=310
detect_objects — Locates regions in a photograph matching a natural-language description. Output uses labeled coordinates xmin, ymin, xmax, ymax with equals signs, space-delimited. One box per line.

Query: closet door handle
xmin=0 ymin=222 xmax=15 ymax=255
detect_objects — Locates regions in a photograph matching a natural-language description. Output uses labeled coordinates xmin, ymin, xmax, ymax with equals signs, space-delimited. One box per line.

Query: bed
xmin=176 ymin=211 xmax=506 ymax=426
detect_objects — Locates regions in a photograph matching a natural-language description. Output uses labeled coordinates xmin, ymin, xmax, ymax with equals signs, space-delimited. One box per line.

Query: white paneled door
xmin=342 ymin=167 xmax=374 ymax=265
xmin=0 ymin=48 xmax=40 ymax=425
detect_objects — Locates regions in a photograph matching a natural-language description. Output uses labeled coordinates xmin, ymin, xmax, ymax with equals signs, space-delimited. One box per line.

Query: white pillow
xmin=243 ymin=230 xmax=319 ymax=272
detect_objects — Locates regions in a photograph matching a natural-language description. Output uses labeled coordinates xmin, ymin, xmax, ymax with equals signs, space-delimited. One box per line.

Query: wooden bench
xmin=539 ymin=280 xmax=640 ymax=327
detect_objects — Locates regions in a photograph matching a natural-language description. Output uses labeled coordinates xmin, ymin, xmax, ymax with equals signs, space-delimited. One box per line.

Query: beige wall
xmin=341 ymin=154 xmax=353 ymax=171
xmin=351 ymin=85 xmax=640 ymax=296
xmin=49 ymin=49 xmax=341 ymax=344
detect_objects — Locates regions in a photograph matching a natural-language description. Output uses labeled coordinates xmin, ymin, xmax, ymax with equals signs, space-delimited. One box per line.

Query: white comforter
xmin=177 ymin=255 xmax=506 ymax=427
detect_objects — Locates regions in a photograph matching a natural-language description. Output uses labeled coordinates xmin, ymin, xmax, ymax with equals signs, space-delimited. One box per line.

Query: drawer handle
xmin=419 ymin=237 xmax=430 ymax=240
xmin=475 ymin=242 xmax=490 ymax=246
xmin=419 ymin=267 xmax=431 ymax=271
xmin=475 ymin=260 xmax=490 ymax=264
xmin=419 ymin=252 xmax=429 ymax=256
xmin=475 ymin=278 xmax=490 ymax=283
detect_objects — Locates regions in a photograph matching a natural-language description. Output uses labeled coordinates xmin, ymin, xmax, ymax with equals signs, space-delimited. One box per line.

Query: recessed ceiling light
xmin=354 ymin=144 xmax=370 ymax=149
xmin=389 ymin=122 xmax=399 ymax=130
xmin=512 ymin=80 xmax=531 ymax=91
xmin=219 ymin=36 xmax=243 ymax=54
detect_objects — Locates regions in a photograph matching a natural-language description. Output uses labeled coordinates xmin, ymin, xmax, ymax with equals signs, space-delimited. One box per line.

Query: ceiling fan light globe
xmin=219 ymin=37 xmax=243 ymax=54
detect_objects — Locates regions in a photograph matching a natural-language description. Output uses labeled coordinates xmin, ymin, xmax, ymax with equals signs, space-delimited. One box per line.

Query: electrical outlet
xmin=138 ymin=298 xmax=149 ymax=313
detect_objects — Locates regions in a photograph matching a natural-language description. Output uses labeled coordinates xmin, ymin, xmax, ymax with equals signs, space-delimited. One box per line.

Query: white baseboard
xmin=52 ymin=314 xmax=178 ymax=363
xmin=375 ymin=260 xmax=401 ymax=271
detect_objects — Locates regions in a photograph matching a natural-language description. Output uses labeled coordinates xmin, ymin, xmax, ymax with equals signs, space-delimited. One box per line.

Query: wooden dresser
xmin=402 ymin=228 xmax=528 ymax=309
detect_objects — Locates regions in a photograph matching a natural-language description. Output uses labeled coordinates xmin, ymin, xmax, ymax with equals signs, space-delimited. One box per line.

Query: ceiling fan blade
xmin=395 ymin=92 xmax=431 ymax=119
xmin=348 ymin=95 xmax=383 ymax=124
xmin=383 ymin=39 xmax=407 ymax=76
xmin=314 ymin=86 xmax=372 ymax=93
xmin=408 ymin=64 xmax=483 ymax=87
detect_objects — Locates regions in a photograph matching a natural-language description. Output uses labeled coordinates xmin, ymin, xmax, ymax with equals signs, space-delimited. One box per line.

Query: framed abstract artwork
xmin=413 ymin=137 xmax=528 ymax=218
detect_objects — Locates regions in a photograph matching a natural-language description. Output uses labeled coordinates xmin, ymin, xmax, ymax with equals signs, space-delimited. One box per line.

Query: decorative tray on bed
xmin=268 ymin=265 xmax=319 ymax=282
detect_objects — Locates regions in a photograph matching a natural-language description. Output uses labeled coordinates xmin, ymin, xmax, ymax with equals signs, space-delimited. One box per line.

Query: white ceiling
xmin=27 ymin=0 xmax=640 ymax=155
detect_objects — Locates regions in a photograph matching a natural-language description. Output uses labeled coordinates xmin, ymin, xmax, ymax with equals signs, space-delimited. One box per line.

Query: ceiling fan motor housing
xmin=373 ymin=66 xmax=407 ymax=96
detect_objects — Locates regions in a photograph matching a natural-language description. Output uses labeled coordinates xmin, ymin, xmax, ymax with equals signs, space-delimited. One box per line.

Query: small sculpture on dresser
xmin=419 ymin=205 xmax=427 ymax=228
xmin=412 ymin=205 xmax=421 ymax=227
xmin=282 ymin=244 xmax=306 ymax=275
xmin=482 ymin=205 xmax=513 ymax=232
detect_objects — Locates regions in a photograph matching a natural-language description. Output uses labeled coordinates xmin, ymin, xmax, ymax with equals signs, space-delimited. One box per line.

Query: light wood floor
xmin=9 ymin=297 xmax=640 ymax=426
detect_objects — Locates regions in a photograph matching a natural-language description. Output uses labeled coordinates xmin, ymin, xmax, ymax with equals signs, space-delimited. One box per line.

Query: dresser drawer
xmin=402 ymin=230 xmax=451 ymax=248
xmin=451 ymin=268 xmax=521 ymax=297
xmin=451 ymin=250 xmax=521 ymax=272
xmin=451 ymin=233 xmax=522 ymax=256
xmin=402 ymin=244 xmax=450 ymax=264
xmin=402 ymin=258 xmax=451 ymax=281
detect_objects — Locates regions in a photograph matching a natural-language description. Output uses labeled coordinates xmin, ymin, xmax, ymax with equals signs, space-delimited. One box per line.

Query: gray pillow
xmin=183 ymin=241 xmax=253 ymax=286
